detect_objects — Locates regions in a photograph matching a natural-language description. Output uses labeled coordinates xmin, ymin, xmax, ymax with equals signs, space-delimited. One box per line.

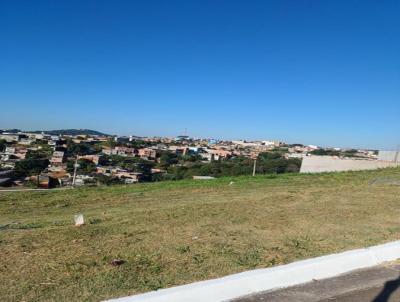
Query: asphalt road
xmin=232 ymin=263 xmax=400 ymax=302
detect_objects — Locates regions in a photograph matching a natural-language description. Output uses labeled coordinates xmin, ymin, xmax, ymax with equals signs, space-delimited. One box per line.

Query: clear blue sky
xmin=1 ymin=1 xmax=399 ymax=149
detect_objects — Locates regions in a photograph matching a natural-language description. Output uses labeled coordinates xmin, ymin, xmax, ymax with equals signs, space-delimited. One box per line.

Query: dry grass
xmin=1 ymin=168 xmax=400 ymax=301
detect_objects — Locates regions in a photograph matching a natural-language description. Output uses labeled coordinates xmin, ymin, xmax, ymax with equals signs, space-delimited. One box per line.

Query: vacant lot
xmin=1 ymin=168 xmax=400 ymax=301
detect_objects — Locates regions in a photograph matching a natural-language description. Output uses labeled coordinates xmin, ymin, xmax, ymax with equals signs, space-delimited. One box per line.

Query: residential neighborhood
xmin=0 ymin=128 xmax=384 ymax=189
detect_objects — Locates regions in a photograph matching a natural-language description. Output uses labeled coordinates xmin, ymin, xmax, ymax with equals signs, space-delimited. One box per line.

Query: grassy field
xmin=1 ymin=168 xmax=400 ymax=301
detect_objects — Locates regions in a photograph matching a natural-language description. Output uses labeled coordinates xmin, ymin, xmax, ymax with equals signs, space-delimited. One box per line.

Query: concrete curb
xmin=105 ymin=240 xmax=400 ymax=302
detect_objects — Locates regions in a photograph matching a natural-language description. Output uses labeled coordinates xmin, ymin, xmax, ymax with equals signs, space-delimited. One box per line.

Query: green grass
xmin=1 ymin=168 xmax=400 ymax=301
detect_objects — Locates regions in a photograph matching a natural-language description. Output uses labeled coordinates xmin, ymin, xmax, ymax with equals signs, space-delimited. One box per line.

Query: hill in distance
xmin=1 ymin=129 xmax=110 ymax=136
xmin=35 ymin=129 xmax=110 ymax=136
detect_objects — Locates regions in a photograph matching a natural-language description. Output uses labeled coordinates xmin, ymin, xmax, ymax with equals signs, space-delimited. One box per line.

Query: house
xmin=48 ymin=170 xmax=70 ymax=186
xmin=199 ymin=153 xmax=213 ymax=161
xmin=211 ymin=149 xmax=232 ymax=159
xmin=96 ymin=166 xmax=114 ymax=175
xmin=187 ymin=147 xmax=203 ymax=155
xmin=4 ymin=147 xmax=16 ymax=154
xmin=4 ymin=147 xmax=27 ymax=159
xmin=74 ymin=174 xmax=94 ymax=186
xmin=50 ymin=151 xmax=66 ymax=166
xmin=114 ymin=136 xmax=131 ymax=143
xmin=207 ymin=139 xmax=219 ymax=145
xmin=115 ymin=146 xmax=136 ymax=157
xmin=48 ymin=165 xmax=67 ymax=173
xmin=0 ymin=134 xmax=20 ymax=142
xmin=118 ymin=172 xmax=143 ymax=184
xmin=102 ymin=146 xmax=136 ymax=157
xmin=29 ymin=174 xmax=59 ymax=188
xmin=168 ymin=146 xmax=188 ymax=155
xmin=262 ymin=140 xmax=281 ymax=147
xmin=19 ymin=138 xmax=34 ymax=145
xmin=138 ymin=148 xmax=157 ymax=159
xmin=28 ymin=133 xmax=45 ymax=140
xmin=50 ymin=156 xmax=64 ymax=165
xmin=96 ymin=166 xmax=143 ymax=183
xmin=102 ymin=147 xmax=117 ymax=155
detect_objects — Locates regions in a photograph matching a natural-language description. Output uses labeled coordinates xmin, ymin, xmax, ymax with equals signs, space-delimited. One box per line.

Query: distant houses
xmin=0 ymin=128 xmax=389 ymax=188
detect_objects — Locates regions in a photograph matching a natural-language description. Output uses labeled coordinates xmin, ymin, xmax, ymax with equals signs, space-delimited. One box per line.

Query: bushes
xmin=14 ymin=158 xmax=50 ymax=177
xmin=0 ymin=139 xmax=6 ymax=152
xmin=162 ymin=154 xmax=301 ymax=180
xmin=67 ymin=159 xmax=97 ymax=174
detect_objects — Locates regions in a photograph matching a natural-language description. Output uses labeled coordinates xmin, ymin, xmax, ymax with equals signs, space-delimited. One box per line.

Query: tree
xmin=106 ymin=138 xmax=117 ymax=149
xmin=95 ymin=175 xmax=123 ymax=186
xmin=258 ymin=152 xmax=283 ymax=161
xmin=181 ymin=154 xmax=202 ymax=163
xmin=0 ymin=139 xmax=6 ymax=152
xmin=159 ymin=152 xmax=179 ymax=169
xmin=310 ymin=149 xmax=340 ymax=156
xmin=26 ymin=149 xmax=51 ymax=160
xmin=135 ymin=162 xmax=153 ymax=180
xmin=67 ymin=159 xmax=96 ymax=174
xmin=14 ymin=158 xmax=49 ymax=177
xmin=66 ymin=140 xmax=93 ymax=156
xmin=167 ymin=165 xmax=188 ymax=179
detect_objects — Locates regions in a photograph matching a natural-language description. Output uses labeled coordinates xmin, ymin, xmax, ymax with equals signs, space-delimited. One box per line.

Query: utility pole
xmin=252 ymin=158 xmax=257 ymax=176
xmin=395 ymin=145 xmax=400 ymax=163
xmin=72 ymin=155 xmax=79 ymax=186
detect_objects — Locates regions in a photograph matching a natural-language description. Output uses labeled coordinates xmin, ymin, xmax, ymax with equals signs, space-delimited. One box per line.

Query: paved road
xmin=233 ymin=263 xmax=400 ymax=302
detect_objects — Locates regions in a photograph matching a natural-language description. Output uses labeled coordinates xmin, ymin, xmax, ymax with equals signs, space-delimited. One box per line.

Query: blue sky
xmin=1 ymin=0 xmax=399 ymax=149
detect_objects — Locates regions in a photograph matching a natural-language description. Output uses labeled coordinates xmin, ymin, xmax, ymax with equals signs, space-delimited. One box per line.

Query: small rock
xmin=74 ymin=214 xmax=85 ymax=226
xmin=111 ymin=259 xmax=125 ymax=266
xmin=192 ymin=236 xmax=199 ymax=240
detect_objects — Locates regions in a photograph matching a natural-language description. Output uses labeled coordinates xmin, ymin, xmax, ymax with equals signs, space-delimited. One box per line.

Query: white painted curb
xmin=105 ymin=240 xmax=400 ymax=302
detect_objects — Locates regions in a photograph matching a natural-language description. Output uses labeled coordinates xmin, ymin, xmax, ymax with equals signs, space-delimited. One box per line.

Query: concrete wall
xmin=300 ymin=156 xmax=399 ymax=173
xmin=378 ymin=151 xmax=400 ymax=163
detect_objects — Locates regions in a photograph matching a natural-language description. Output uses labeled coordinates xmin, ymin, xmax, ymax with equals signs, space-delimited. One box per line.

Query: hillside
xmin=1 ymin=168 xmax=400 ymax=301
xmin=1 ymin=129 xmax=109 ymax=136
xmin=32 ymin=129 xmax=110 ymax=136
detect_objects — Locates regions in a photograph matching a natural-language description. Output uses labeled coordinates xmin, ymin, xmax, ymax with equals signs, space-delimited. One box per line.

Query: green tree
xmin=310 ymin=149 xmax=340 ymax=156
xmin=95 ymin=175 xmax=123 ymax=185
xmin=107 ymin=138 xmax=117 ymax=149
xmin=135 ymin=162 xmax=153 ymax=180
xmin=0 ymin=139 xmax=6 ymax=152
xmin=14 ymin=158 xmax=49 ymax=177
xmin=67 ymin=159 xmax=96 ymax=174
xmin=159 ymin=152 xmax=179 ymax=169
xmin=258 ymin=152 xmax=283 ymax=160
xmin=26 ymin=149 xmax=52 ymax=160
xmin=66 ymin=140 xmax=93 ymax=156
